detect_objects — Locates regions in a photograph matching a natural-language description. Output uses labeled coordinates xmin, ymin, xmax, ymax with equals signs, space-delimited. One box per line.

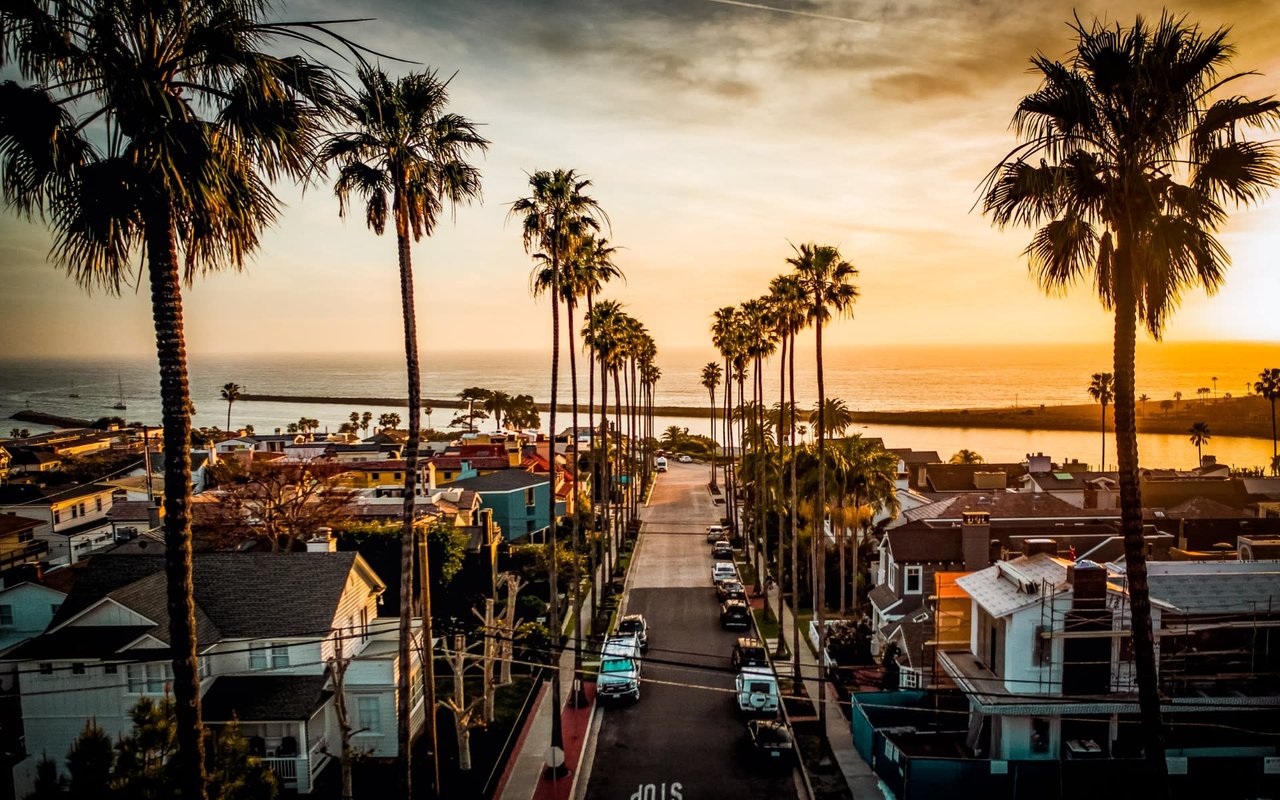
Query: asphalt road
xmin=582 ymin=462 xmax=800 ymax=800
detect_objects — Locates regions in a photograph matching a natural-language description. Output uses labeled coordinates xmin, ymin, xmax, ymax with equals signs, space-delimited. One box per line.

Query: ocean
xmin=1 ymin=341 xmax=1276 ymax=469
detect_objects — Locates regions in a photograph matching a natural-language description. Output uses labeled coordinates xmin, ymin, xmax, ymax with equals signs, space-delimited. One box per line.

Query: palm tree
xmin=701 ymin=363 xmax=723 ymax=489
xmin=1088 ymin=373 xmax=1115 ymax=470
xmin=350 ymin=411 xmax=362 ymax=432
xmin=741 ymin=298 xmax=778 ymax=611
xmin=1211 ymin=376 xmax=1218 ymax=400
xmin=1174 ymin=391 xmax=1183 ymax=411
xmin=981 ymin=13 xmax=1280 ymax=786
xmin=711 ymin=307 xmax=742 ymax=536
xmin=1188 ymin=421 xmax=1211 ymax=466
xmin=321 ymin=65 xmax=488 ymax=795
xmin=1138 ymin=394 xmax=1149 ymax=416
xmin=379 ymin=412 xmax=402 ymax=432
xmin=789 ymin=242 xmax=859 ymax=725
xmin=512 ymin=168 xmax=607 ymax=732
xmin=1255 ymin=369 xmax=1280 ymax=463
xmin=0 ymin=4 xmax=358 ymax=794
xmin=808 ymin=398 xmax=854 ymax=440
xmin=484 ymin=390 xmax=512 ymax=430
xmin=220 ymin=383 xmax=242 ymax=432
xmin=948 ymin=449 xmax=985 ymax=465
xmin=360 ymin=412 xmax=374 ymax=438
xmin=769 ymin=273 xmax=809 ymax=669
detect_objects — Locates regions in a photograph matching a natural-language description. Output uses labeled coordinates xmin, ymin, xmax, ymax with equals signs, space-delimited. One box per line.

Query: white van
xmin=598 ymin=636 xmax=642 ymax=702
xmin=655 ymin=456 xmax=668 ymax=472
xmin=736 ymin=667 xmax=780 ymax=715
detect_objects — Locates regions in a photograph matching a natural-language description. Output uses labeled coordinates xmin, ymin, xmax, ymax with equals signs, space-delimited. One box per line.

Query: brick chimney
xmin=961 ymin=511 xmax=992 ymax=572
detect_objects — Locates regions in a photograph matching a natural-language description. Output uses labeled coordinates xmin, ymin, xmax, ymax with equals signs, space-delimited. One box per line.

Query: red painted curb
xmin=493 ymin=679 xmax=550 ymax=800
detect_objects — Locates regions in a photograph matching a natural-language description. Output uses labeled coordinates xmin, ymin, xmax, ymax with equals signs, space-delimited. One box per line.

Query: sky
xmin=1 ymin=0 xmax=1279 ymax=358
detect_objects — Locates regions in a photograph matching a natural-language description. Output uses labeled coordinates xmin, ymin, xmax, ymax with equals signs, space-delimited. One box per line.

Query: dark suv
xmin=720 ymin=598 xmax=751 ymax=630
xmin=731 ymin=637 xmax=768 ymax=670
xmin=716 ymin=580 xmax=747 ymax=602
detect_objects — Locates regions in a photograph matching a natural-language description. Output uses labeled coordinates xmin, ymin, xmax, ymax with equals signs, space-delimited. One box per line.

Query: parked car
xmin=736 ymin=667 xmax=780 ymax=715
xmin=732 ymin=637 xmax=769 ymax=670
xmin=597 ymin=636 xmax=642 ymax=702
xmin=655 ymin=456 xmax=668 ymax=473
xmin=712 ymin=561 xmax=738 ymax=584
xmin=705 ymin=524 xmax=727 ymax=542
xmin=678 ymin=454 xmax=693 ymax=463
xmin=711 ymin=540 xmax=734 ymax=560
xmin=716 ymin=579 xmax=747 ymax=602
xmin=742 ymin=719 xmax=794 ymax=766
xmin=616 ymin=613 xmax=649 ymax=650
xmin=720 ymin=598 xmax=751 ymax=630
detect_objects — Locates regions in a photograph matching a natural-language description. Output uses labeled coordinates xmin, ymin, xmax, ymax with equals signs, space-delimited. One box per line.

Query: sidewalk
xmin=497 ymin=628 xmax=599 ymax=800
xmin=769 ymin=583 xmax=884 ymax=799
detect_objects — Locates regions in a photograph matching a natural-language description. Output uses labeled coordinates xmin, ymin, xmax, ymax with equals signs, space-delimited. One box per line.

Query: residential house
xmin=852 ymin=553 xmax=1280 ymax=799
xmin=0 ymin=446 xmax=10 ymax=483
xmin=449 ymin=469 xmax=557 ymax=541
xmin=6 ymin=449 xmax=62 ymax=475
xmin=0 ymin=578 xmax=68 ymax=658
xmin=6 ymin=551 xmax=426 ymax=796
xmin=214 ymin=433 xmax=308 ymax=455
xmin=0 ymin=484 xmax=116 ymax=565
xmin=0 ymin=516 xmax=49 ymax=572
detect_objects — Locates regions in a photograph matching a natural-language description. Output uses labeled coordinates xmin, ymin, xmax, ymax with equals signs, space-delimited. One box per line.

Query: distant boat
xmin=112 ymin=376 xmax=127 ymax=411
xmin=69 ymin=380 xmax=80 ymax=398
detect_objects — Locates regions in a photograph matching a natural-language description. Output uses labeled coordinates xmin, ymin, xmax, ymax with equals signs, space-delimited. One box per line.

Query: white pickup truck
xmin=598 ymin=636 xmax=643 ymax=702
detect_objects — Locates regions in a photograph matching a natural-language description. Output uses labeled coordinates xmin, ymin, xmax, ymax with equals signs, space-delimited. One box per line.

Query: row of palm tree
xmin=710 ymin=243 xmax=886 ymax=723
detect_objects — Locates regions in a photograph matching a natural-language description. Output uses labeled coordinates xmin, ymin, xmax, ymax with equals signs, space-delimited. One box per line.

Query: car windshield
xmin=741 ymin=647 xmax=766 ymax=661
xmin=755 ymin=725 xmax=791 ymax=746
xmin=601 ymin=658 xmax=636 ymax=673
xmin=747 ymin=682 xmax=774 ymax=694
xmin=619 ymin=620 xmax=642 ymax=633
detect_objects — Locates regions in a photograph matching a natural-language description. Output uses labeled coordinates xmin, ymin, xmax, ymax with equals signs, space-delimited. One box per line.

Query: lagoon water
xmin=1 ymin=341 xmax=1276 ymax=470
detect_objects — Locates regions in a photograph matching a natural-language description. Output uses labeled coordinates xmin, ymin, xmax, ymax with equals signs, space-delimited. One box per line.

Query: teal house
xmin=449 ymin=470 xmax=557 ymax=541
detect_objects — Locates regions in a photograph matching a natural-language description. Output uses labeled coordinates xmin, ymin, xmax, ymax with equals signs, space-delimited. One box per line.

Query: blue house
xmin=449 ymin=470 xmax=557 ymax=542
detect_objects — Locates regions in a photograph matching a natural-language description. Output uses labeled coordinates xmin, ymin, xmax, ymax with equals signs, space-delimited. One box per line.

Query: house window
xmin=50 ymin=603 xmax=60 ymax=615
xmin=104 ymin=664 xmax=118 ymax=675
xmin=525 ymin=488 xmax=536 ymax=507
xmin=70 ymin=505 xmax=79 ymax=519
xmin=360 ymin=607 xmax=370 ymax=640
xmin=249 ymin=645 xmax=268 ymax=670
xmin=18 ymin=529 xmax=33 ymax=543
xmin=356 ymin=696 xmax=381 ymax=734
xmin=1031 ymin=718 xmax=1050 ymax=754
xmin=0 ymin=605 xmax=12 ymax=626
xmin=394 ymin=473 xmax=402 ymax=480
xmin=71 ymin=663 xmax=86 ymax=676
xmin=371 ymin=473 xmax=380 ymax=481
xmin=95 ymin=497 xmax=103 ymax=512
xmin=270 ymin=643 xmax=290 ymax=668
xmin=886 ymin=555 xmax=895 ymax=591
xmin=53 ymin=510 xmax=61 ymax=525
xmin=1033 ymin=625 xmax=1051 ymax=666
xmin=38 ymin=663 xmax=52 ymax=676
xmin=126 ymin=663 xmax=171 ymax=694
xmin=904 ymin=566 xmax=922 ymax=595
xmin=78 ymin=503 xmax=86 ymax=516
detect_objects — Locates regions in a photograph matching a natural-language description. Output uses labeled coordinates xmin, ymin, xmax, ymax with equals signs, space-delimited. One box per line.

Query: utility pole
xmin=472 ymin=599 xmax=497 ymax=722
xmin=418 ymin=528 xmax=440 ymax=797
xmin=329 ymin=633 xmax=354 ymax=800
xmin=498 ymin=573 xmax=526 ymax=685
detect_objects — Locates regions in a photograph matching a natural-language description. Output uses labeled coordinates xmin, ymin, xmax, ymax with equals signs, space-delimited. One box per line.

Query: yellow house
xmin=338 ymin=460 xmax=422 ymax=490
xmin=0 ymin=446 xmax=9 ymax=483
xmin=930 ymin=572 xmax=972 ymax=688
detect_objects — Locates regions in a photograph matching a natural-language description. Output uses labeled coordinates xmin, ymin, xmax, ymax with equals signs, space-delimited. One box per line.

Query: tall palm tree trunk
xmin=546 ymin=246 xmax=565 ymax=762
xmin=1114 ymin=244 xmax=1167 ymax=789
xmin=708 ymin=385 xmax=718 ymax=491
xmin=775 ymin=334 xmax=788 ymax=658
xmin=737 ymin=371 xmax=747 ymax=556
xmin=815 ymin=313 xmax=829 ymax=724
xmin=145 ymin=194 xmax=207 ymax=800
xmin=225 ymin=399 xmax=233 ymax=432
xmin=585 ymin=297 xmax=600 ymax=623
xmin=788 ymin=330 xmax=801 ymax=679
xmin=1101 ymin=402 xmax=1107 ymax=471
xmin=567 ymin=300 xmax=586 ymax=704
xmin=755 ymin=356 xmax=768 ymax=618
xmin=392 ymin=182 xmax=437 ymax=796
xmin=723 ymin=357 xmax=733 ymax=531
xmin=613 ymin=367 xmax=624 ymax=553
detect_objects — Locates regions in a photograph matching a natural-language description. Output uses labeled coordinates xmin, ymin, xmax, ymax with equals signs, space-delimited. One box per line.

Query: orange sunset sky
xmin=1 ymin=0 xmax=1278 ymax=358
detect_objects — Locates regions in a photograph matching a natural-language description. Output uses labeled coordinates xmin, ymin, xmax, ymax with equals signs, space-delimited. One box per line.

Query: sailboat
xmin=69 ymin=380 xmax=80 ymax=398
xmin=112 ymin=376 xmax=127 ymax=411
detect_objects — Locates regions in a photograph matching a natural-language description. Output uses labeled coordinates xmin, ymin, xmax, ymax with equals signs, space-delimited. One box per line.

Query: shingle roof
xmin=868 ymin=583 xmax=902 ymax=613
xmin=955 ymin=554 xmax=1072 ymax=618
xmin=450 ymin=470 xmax=546 ymax=493
xmin=48 ymin=552 xmax=365 ymax=645
xmin=924 ymin=463 xmax=1028 ymax=492
xmin=0 ymin=482 xmax=113 ymax=505
xmin=0 ymin=515 xmax=43 ymax=537
xmin=6 ymin=625 xmax=152 ymax=659
xmin=1144 ymin=563 xmax=1280 ymax=615
xmin=885 ymin=527 xmax=965 ymax=563
xmin=201 ymin=675 xmax=331 ymax=722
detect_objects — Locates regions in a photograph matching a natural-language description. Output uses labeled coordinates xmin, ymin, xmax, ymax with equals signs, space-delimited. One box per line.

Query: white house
xmin=0 ymin=484 xmax=117 ymax=565
xmin=6 ymin=550 xmax=426 ymax=796
xmin=0 ymin=581 xmax=68 ymax=660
